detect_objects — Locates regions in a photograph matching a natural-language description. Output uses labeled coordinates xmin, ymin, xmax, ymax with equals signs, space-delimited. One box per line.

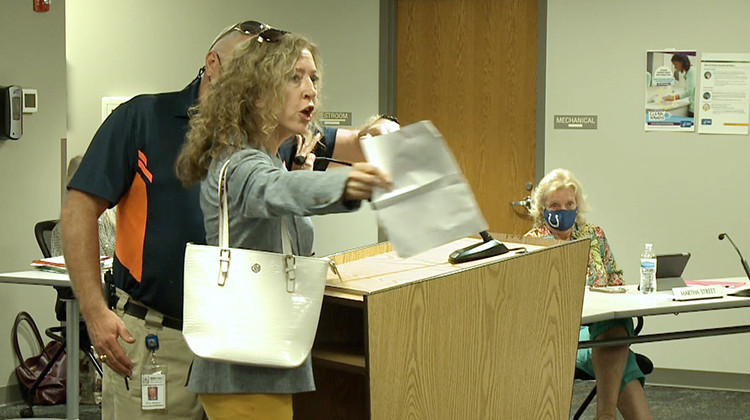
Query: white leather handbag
xmin=182 ymin=160 xmax=329 ymax=368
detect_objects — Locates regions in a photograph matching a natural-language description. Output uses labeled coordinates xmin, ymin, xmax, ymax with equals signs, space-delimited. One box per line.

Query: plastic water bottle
xmin=640 ymin=243 xmax=657 ymax=294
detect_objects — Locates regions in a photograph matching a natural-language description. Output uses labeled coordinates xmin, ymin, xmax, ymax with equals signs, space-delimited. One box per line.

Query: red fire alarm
xmin=33 ymin=0 xmax=50 ymax=13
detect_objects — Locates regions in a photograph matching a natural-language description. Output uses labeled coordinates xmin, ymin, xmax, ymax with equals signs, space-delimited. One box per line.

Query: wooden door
xmin=396 ymin=0 xmax=538 ymax=234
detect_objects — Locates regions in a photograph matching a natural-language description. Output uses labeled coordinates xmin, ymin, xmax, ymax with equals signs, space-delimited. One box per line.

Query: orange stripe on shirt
xmin=137 ymin=159 xmax=153 ymax=183
xmin=138 ymin=150 xmax=148 ymax=165
xmin=115 ymin=175 xmax=148 ymax=282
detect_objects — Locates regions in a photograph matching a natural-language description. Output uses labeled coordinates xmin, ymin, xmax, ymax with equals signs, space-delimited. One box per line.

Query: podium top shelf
xmin=324 ymin=233 xmax=572 ymax=296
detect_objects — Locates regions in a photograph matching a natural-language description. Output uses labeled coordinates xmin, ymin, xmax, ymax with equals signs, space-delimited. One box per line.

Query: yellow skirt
xmin=199 ymin=393 xmax=292 ymax=420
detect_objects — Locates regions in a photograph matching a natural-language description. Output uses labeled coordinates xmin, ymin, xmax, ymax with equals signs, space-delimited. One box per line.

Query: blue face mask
xmin=543 ymin=209 xmax=578 ymax=231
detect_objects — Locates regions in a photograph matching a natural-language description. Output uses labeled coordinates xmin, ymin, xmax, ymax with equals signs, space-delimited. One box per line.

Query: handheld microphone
xmin=292 ymin=156 xmax=353 ymax=167
xmin=718 ymin=232 xmax=750 ymax=297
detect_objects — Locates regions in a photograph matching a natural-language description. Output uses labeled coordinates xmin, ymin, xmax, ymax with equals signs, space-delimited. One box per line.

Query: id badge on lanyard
xmin=141 ymin=334 xmax=167 ymax=411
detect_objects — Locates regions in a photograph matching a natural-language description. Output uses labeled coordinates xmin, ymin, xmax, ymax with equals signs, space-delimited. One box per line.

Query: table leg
xmin=65 ymin=299 xmax=80 ymax=420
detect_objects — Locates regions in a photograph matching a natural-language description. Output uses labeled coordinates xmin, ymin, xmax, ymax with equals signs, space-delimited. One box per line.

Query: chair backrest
xmin=34 ymin=220 xmax=59 ymax=258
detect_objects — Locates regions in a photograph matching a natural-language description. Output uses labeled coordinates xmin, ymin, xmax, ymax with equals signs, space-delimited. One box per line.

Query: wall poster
xmin=645 ymin=50 xmax=697 ymax=132
xmin=697 ymin=53 xmax=750 ymax=135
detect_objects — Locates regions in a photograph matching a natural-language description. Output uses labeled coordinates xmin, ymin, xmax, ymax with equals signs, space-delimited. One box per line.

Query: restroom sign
xmin=553 ymin=115 xmax=598 ymax=129
xmin=320 ymin=111 xmax=353 ymax=126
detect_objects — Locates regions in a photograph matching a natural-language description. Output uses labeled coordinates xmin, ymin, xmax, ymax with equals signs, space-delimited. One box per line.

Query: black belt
xmin=123 ymin=300 xmax=182 ymax=331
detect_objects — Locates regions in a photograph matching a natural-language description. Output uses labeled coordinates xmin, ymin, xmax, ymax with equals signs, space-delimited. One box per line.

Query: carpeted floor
xmin=2 ymin=381 xmax=749 ymax=419
xmin=0 ymin=402 xmax=100 ymax=420
xmin=570 ymin=380 xmax=750 ymax=420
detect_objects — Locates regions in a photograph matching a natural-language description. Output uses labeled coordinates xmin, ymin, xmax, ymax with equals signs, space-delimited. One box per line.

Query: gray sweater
xmin=186 ymin=147 xmax=358 ymax=394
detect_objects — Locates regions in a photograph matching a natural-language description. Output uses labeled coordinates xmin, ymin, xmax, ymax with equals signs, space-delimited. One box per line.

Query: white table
xmin=580 ymin=278 xmax=750 ymax=348
xmin=0 ymin=270 xmax=82 ymax=420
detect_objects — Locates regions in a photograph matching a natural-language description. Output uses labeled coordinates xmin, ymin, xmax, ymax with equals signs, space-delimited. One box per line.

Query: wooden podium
xmin=293 ymin=234 xmax=590 ymax=419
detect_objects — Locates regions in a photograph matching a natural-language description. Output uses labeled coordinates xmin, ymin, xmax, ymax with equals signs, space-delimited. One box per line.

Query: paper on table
xmin=361 ymin=120 xmax=488 ymax=257
xmin=31 ymin=255 xmax=113 ymax=273
xmin=685 ymin=279 xmax=747 ymax=289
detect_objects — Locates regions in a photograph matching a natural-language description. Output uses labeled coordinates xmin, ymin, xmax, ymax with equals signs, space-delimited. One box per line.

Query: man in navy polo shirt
xmin=61 ymin=20 xmax=398 ymax=420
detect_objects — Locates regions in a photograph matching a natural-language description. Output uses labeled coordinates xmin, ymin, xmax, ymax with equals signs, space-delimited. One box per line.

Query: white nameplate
xmin=673 ymin=285 xmax=725 ymax=301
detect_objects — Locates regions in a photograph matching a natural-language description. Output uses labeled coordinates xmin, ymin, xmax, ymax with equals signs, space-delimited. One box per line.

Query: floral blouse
xmin=525 ymin=223 xmax=624 ymax=287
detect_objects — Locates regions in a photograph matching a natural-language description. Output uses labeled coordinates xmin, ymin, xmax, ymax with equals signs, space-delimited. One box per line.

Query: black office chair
xmin=33 ymin=220 xmax=58 ymax=260
xmin=572 ymin=316 xmax=654 ymax=420
xmin=20 ymin=220 xmax=103 ymax=418
xmin=35 ymin=219 xmax=72 ymax=320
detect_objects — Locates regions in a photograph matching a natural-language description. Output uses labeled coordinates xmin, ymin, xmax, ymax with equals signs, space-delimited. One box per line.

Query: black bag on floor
xmin=12 ymin=311 xmax=67 ymax=405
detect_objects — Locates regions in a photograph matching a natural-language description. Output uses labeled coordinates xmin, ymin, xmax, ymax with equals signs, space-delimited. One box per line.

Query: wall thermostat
xmin=1 ymin=85 xmax=23 ymax=140
xmin=23 ymin=88 xmax=38 ymax=113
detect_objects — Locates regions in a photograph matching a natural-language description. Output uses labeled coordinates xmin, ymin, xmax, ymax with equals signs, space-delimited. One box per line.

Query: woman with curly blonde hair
xmin=176 ymin=29 xmax=391 ymax=420
xmin=525 ymin=169 xmax=652 ymax=420
xmin=176 ymin=29 xmax=321 ymax=184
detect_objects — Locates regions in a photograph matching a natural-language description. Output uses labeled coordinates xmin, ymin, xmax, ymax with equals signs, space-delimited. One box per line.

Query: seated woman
xmin=175 ymin=29 xmax=391 ymax=419
xmin=525 ymin=168 xmax=652 ymax=420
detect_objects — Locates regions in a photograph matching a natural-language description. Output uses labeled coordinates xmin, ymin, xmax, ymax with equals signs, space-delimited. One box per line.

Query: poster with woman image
xmin=645 ymin=50 xmax=697 ymax=131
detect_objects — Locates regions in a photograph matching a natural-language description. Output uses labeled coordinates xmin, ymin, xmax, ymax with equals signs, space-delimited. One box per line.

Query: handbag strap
xmin=217 ymin=159 xmax=232 ymax=251
xmin=12 ymin=311 xmax=45 ymax=375
xmin=216 ymin=157 xmax=297 ymax=289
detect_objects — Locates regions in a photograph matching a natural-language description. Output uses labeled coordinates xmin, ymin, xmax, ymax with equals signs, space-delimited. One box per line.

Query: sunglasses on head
xmin=208 ymin=20 xmax=271 ymax=51
xmin=255 ymin=28 xmax=289 ymax=44
xmin=232 ymin=20 xmax=271 ymax=37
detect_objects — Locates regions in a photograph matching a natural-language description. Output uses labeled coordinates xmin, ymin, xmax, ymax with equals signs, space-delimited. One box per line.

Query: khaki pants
xmin=199 ymin=393 xmax=292 ymax=420
xmin=101 ymin=290 xmax=203 ymax=420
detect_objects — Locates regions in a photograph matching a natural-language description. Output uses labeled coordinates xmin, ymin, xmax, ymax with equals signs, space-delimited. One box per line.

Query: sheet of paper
xmin=685 ymin=279 xmax=747 ymax=289
xmin=361 ymin=120 xmax=488 ymax=257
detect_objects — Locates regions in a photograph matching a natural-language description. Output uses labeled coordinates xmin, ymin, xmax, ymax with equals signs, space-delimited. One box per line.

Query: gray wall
xmin=546 ymin=0 xmax=750 ymax=375
xmin=65 ymin=0 xmax=382 ymax=158
xmin=0 ymin=1 xmax=67 ymax=402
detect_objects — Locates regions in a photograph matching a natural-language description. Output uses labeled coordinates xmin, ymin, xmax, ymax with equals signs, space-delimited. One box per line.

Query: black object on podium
xmin=449 ymin=231 xmax=510 ymax=264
